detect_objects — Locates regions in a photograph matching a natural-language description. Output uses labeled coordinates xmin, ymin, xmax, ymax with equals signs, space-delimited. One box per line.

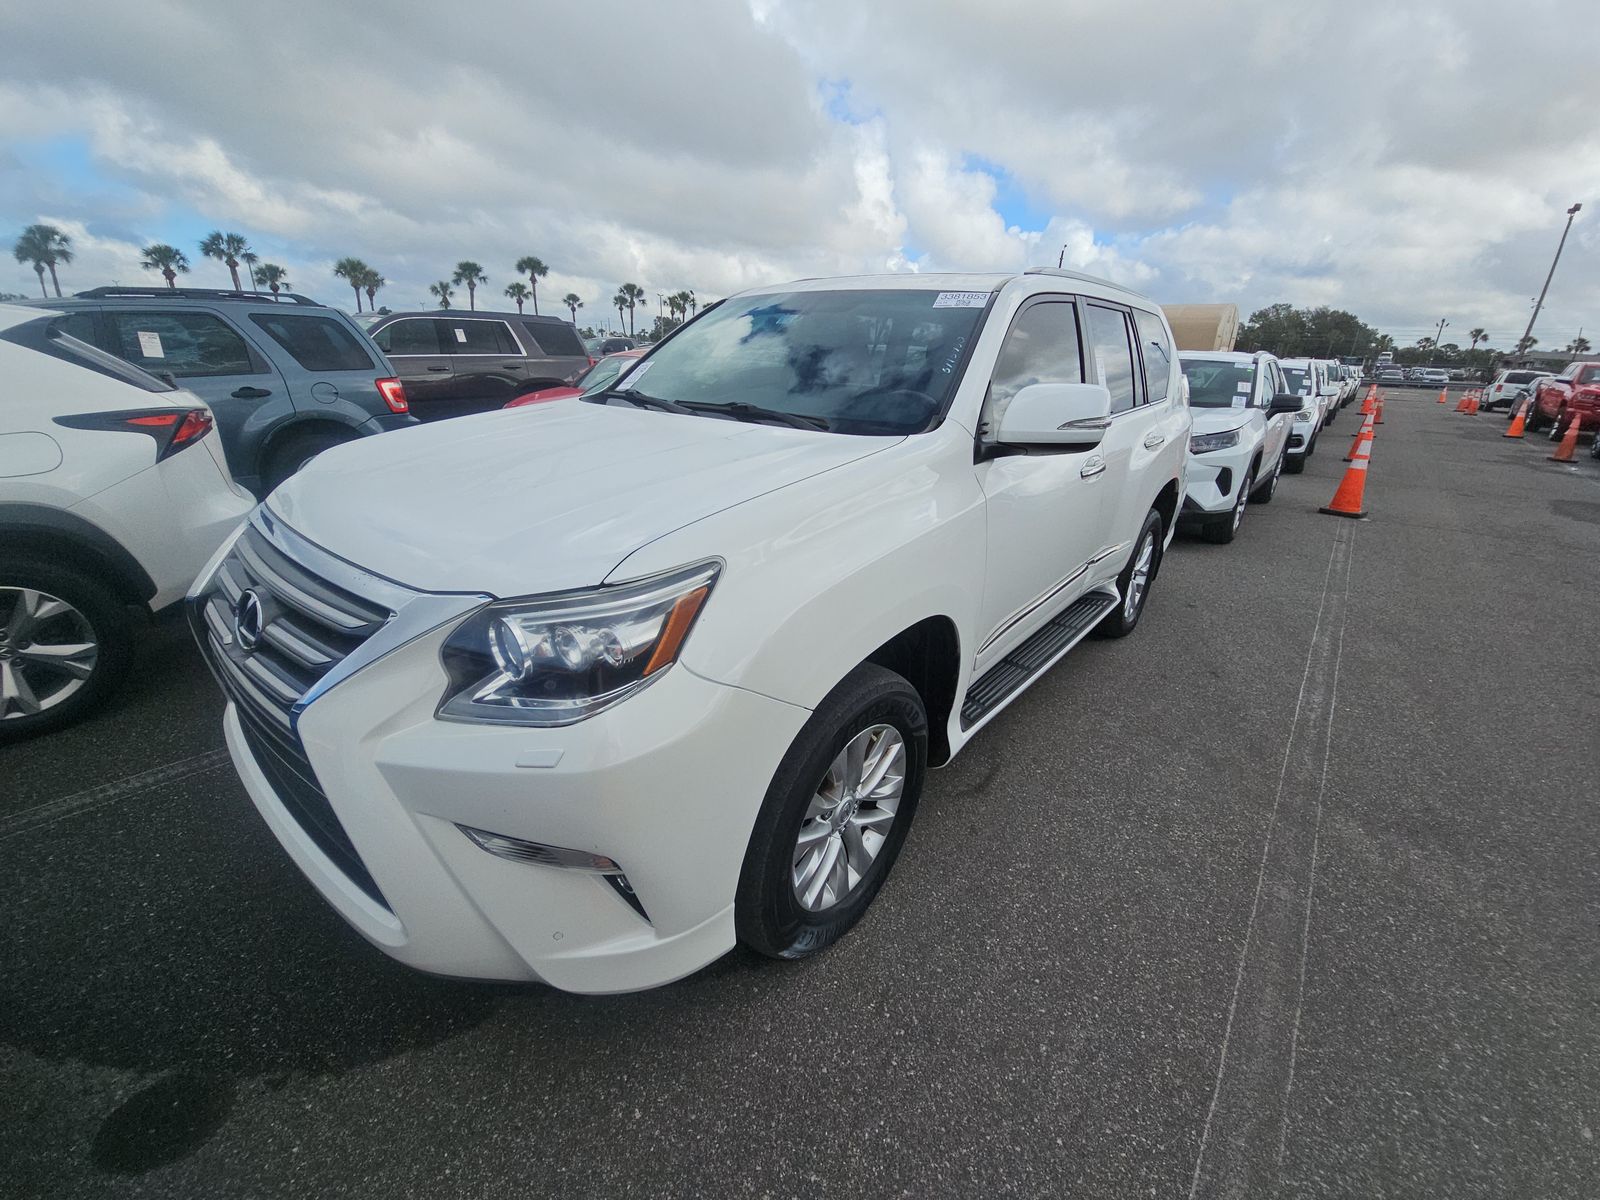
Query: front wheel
xmin=1283 ymin=452 xmax=1307 ymax=475
xmin=1254 ymin=450 xmax=1284 ymax=504
xmin=736 ymin=664 xmax=927 ymax=961
xmin=1203 ymin=467 xmax=1253 ymax=544
xmin=1095 ymin=508 xmax=1164 ymax=638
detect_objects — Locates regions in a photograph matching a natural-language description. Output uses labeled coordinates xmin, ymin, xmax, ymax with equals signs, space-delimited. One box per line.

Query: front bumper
xmin=1180 ymin=445 xmax=1253 ymax=516
xmin=218 ymin=618 xmax=809 ymax=993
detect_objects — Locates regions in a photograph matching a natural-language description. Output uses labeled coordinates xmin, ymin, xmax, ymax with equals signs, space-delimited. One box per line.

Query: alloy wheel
xmin=792 ymin=723 xmax=906 ymax=912
xmin=1124 ymin=532 xmax=1155 ymax=622
xmin=1232 ymin=471 xmax=1253 ymax=532
xmin=0 ymin=587 xmax=100 ymax=719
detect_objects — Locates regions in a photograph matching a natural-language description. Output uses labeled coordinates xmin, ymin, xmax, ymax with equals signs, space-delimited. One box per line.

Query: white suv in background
xmin=1278 ymin=357 xmax=1331 ymax=473
xmin=0 ymin=304 xmax=252 ymax=740
xmin=189 ymin=270 xmax=1190 ymax=993
xmin=1176 ymin=351 xmax=1299 ymax=542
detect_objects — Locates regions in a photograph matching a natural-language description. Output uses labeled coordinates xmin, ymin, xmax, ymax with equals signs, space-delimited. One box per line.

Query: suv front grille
xmin=190 ymin=522 xmax=393 ymax=908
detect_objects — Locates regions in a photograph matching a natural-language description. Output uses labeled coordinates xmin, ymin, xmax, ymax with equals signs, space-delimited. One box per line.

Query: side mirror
xmin=996 ymin=382 xmax=1112 ymax=449
xmin=1268 ymin=394 xmax=1302 ymax=416
xmin=1320 ymin=385 xmax=1340 ymax=397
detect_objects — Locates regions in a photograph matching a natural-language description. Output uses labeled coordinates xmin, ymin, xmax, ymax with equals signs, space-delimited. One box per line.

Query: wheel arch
xmin=1152 ymin=477 xmax=1181 ymax=538
xmin=0 ymin=503 xmax=157 ymax=606
xmin=260 ymin=416 xmax=361 ymax=464
xmin=863 ymin=616 xmax=962 ymax=766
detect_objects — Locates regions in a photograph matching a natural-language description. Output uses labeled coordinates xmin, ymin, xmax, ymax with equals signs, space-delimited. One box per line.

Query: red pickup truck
xmin=1529 ymin=362 xmax=1600 ymax=436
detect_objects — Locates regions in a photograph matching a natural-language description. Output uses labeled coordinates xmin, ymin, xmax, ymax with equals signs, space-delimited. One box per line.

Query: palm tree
xmin=562 ymin=293 xmax=583 ymax=323
xmin=240 ymin=250 xmax=261 ymax=293
xmin=453 ymin=261 xmax=487 ymax=311
xmin=332 ymin=257 xmax=371 ymax=312
xmin=1566 ymin=335 xmax=1592 ymax=355
xmin=429 ymin=280 xmax=454 ymax=309
xmin=140 ymin=243 xmax=190 ymax=289
xmin=619 ymin=282 xmax=646 ymax=335
xmin=513 ymin=256 xmax=548 ymax=315
xmin=199 ymin=231 xmax=250 ymax=291
xmin=252 ymin=262 xmax=291 ymax=295
xmin=1468 ymin=327 xmax=1487 ymax=352
xmin=504 ymin=282 xmax=532 ymax=313
xmin=684 ymin=289 xmax=697 ymax=317
xmin=1515 ymin=335 xmax=1538 ymax=355
xmin=361 ymin=268 xmax=385 ymax=312
xmin=13 ymin=224 xmax=74 ymax=297
xmin=613 ymin=290 xmax=629 ymax=332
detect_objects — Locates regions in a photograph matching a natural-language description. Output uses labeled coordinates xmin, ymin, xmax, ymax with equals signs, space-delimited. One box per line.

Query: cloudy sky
xmin=2 ymin=0 xmax=1597 ymax=350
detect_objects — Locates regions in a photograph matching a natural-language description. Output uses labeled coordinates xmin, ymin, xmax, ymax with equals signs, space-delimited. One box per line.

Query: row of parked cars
xmin=1375 ymin=365 xmax=1452 ymax=389
xmin=1 ymin=271 xmax=1360 ymax=995
xmin=1482 ymin=363 xmax=1600 ymax=451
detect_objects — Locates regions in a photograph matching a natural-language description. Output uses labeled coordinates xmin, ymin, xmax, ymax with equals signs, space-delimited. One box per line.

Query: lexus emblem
xmin=234 ymin=588 xmax=265 ymax=651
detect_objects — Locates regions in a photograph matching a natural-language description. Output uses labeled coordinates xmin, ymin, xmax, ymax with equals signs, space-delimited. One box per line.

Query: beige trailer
xmin=1161 ymin=304 xmax=1240 ymax=352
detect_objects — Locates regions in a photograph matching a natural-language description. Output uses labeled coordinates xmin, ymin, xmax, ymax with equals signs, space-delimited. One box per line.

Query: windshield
xmin=596 ymin=288 xmax=990 ymax=435
xmin=1181 ymin=359 xmax=1255 ymax=408
xmin=1282 ymin=367 xmax=1310 ymax=395
xmin=578 ymin=354 xmax=635 ymax=395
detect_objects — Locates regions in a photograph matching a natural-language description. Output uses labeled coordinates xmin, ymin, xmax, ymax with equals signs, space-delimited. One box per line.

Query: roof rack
xmin=71 ymin=287 xmax=323 ymax=306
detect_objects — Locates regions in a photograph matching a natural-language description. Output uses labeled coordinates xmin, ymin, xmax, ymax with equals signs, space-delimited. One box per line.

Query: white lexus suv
xmin=1176 ymin=351 xmax=1299 ymax=542
xmin=189 ymin=271 xmax=1190 ymax=993
xmin=1 ymin=304 xmax=253 ymax=740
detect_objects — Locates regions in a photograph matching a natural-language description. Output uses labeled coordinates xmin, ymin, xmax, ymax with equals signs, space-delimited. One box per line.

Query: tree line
xmin=11 ymin=223 xmax=706 ymax=338
xmin=1235 ymin=302 xmax=1592 ymax=366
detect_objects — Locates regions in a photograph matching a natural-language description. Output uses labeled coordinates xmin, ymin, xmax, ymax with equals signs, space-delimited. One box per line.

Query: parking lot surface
xmin=4 ymin=392 xmax=1598 ymax=1198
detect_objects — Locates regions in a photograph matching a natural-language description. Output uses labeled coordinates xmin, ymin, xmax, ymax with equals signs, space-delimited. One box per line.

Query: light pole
xmin=1432 ymin=317 xmax=1448 ymax=367
xmin=1519 ymin=202 xmax=1582 ymax=356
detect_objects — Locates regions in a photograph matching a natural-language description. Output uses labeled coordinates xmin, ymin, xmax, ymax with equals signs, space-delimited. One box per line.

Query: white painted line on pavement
xmin=0 ymin=748 xmax=232 ymax=841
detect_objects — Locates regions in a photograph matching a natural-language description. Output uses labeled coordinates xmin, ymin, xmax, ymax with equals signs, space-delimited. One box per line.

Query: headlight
xmin=1296 ymin=409 xmax=1316 ymax=423
xmin=1189 ymin=429 xmax=1241 ymax=454
xmin=438 ymin=561 xmax=720 ymax=726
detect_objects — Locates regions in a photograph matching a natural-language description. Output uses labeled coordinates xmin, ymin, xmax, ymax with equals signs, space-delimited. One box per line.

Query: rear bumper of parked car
xmin=216 ymin=619 xmax=811 ymax=993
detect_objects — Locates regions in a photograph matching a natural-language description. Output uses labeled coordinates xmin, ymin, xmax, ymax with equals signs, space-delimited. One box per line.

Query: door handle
xmin=1080 ymin=455 xmax=1107 ymax=479
xmin=1143 ymin=431 xmax=1166 ymax=449
xmin=427 ymin=366 xmax=450 ymax=373
xmin=230 ymin=386 xmax=271 ymax=399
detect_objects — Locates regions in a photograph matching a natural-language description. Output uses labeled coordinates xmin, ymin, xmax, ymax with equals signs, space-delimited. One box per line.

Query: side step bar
xmin=960 ymin=588 xmax=1119 ymax=729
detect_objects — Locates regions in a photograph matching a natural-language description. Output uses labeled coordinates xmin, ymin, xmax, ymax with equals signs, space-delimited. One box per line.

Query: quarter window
xmin=249 ymin=313 xmax=374 ymax=372
xmin=524 ymin=321 xmax=586 ymax=357
xmin=1133 ymin=309 xmax=1173 ymax=403
xmin=103 ymin=311 xmax=260 ymax=377
xmin=373 ymin=318 xmax=443 ymax=356
xmin=443 ymin=319 xmax=520 ymax=355
xmin=980 ymin=301 xmax=1083 ymax=435
xmin=1084 ymin=304 xmax=1139 ymax=414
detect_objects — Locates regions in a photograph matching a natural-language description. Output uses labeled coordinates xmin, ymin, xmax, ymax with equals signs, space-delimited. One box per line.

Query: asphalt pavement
xmin=3 ymin=388 xmax=1597 ymax=1198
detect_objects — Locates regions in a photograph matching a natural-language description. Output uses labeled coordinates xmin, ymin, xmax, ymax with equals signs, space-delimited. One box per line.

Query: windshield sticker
xmin=933 ymin=291 xmax=988 ymax=309
xmin=1236 ymin=382 xmax=1251 ymax=392
xmin=613 ymin=360 xmax=651 ymax=391
xmin=136 ymin=331 xmax=164 ymax=358
xmin=941 ymin=336 xmax=968 ymax=375
xmin=1232 ymin=395 xmax=1246 ymax=409
xmin=453 ymin=327 xmax=467 ymax=343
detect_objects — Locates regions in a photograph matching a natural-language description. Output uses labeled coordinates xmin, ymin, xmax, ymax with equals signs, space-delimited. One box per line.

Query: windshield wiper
xmin=595 ymin=388 xmax=693 ymax=415
xmin=679 ymin=401 xmax=829 ymax=431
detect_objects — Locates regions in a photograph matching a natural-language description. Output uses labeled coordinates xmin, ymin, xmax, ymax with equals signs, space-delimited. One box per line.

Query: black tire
xmin=1254 ymin=450 xmax=1283 ymax=504
xmin=1094 ymin=508 xmax=1164 ymax=638
xmin=1283 ymin=451 xmax=1306 ymax=474
xmin=0 ymin=556 xmax=135 ymax=743
xmin=1203 ymin=466 xmax=1253 ymax=544
xmin=265 ymin=428 xmax=355 ymax=492
xmin=736 ymin=663 xmax=927 ymax=961
xmin=1526 ymin=405 xmax=1548 ymax=434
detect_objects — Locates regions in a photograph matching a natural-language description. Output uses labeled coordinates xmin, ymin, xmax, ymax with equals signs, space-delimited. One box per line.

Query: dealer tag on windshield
xmin=614 ymin=361 xmax=651 ymax=391
xmin=933 ymin=292 xmax=988 ymax=308
xmin=137 ymin=331 xmax=164 ymax=358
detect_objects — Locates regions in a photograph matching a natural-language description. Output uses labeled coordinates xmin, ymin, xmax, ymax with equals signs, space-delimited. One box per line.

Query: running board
xmin=960 ymin=589 xmax=1119 ymax=729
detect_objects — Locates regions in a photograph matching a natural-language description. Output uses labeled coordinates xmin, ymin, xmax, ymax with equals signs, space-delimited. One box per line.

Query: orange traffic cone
xmin=1344 ymin=412 xmax=1375 ymax=461
xmin=1361 ymin=391 xmax=1376 ymax=415
xmin=1454 ymin=391 xmax=1472 ymax=412
xmin=1321 ymin=434 xmax=1371 ymax=519
xmin=1375 ymin=396 xmax=1385 ymax=424
xmin=1437 ymin=387 xmax=1449 ymax=404
xmin=1548 ymin=415 xmax=1582 ymax=462
xmin=1504 ymin=398 xmax=1529 ymax=438
xmin=1465 ymin=394 xmax=1480 ymax=415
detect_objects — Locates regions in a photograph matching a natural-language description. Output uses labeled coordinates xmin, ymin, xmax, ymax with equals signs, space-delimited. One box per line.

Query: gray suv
xmin=365 ymin=310 xmax=590 ymax=420
xmin=46 ymin=288 xmax=417 ymax=496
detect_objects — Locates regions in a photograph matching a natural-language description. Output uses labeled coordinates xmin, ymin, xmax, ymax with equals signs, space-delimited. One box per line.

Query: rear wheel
xmin=1095 ymin=508 xmax=1163 ymax=638
xmin=265 ymin=428 xmax=355 ymax=492
xmin=0 ymin=558 xmax=134 ymax=742
xmin=736 ymin=664 xmax=927 ymax=961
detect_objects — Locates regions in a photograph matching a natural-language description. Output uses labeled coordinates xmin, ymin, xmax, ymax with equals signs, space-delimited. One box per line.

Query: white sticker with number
xmin=614 ymin=360 xmax=651 ymax=391
xmin=453 ymin=327 xmax=467 ymax=343
xmin=932 ymin=291 xmax=988 ymax=308
xmin=137 ymin=331 xmax=164 ymax=358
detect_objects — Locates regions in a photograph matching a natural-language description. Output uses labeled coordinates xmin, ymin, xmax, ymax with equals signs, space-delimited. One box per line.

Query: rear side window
xmin=523 ymin=321 xmax=586 ymax=357
xmin=0 ymin=314 xmax=175 ymax=392
xmin=104 ymin=310 xmax=259 ymax=377
xmin=1504 ymin=371 xmax=1538 ymax=384
xmin=981 ymin=301 xmax=1083 ymax=434
xmin=249 ymin=313 xmax=374 ymax=372
xmin=373 ymin=318 xmax=442 ymax=356
xmin=1132 ymin=309 xmax=1173 ymax=403
xmin=442 ymin=319 xmax=519 ymax=355
xmin=1084 ymin=304 xmax=1139 ymax=414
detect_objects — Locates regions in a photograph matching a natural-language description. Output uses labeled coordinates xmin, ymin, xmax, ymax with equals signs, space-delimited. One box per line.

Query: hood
xmin=1187 ymin=408 xmax=1252 ymax=436
xmin=268 ymin=400 xmax=897 ymax=596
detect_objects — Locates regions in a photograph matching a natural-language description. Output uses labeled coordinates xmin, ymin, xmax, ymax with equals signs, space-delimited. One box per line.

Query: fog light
xmin=458 ymin=824 xmax=622 ymax=873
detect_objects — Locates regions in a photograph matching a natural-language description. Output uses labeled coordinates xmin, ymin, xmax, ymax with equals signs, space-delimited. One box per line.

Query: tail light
xmin=55 ymin=407 xmax=214 ymax=461
xmin=587 ymin=355 xmax=598 ymax=367
xmin=376 ymin=377 xmax=408 ymax=414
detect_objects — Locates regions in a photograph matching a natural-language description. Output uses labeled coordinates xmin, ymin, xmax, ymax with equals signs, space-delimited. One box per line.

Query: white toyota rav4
xmin=190 ymin=270 xmax=1190 ymax=993
xmin=1176 ymin=351 xmax=1299 ymax=543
